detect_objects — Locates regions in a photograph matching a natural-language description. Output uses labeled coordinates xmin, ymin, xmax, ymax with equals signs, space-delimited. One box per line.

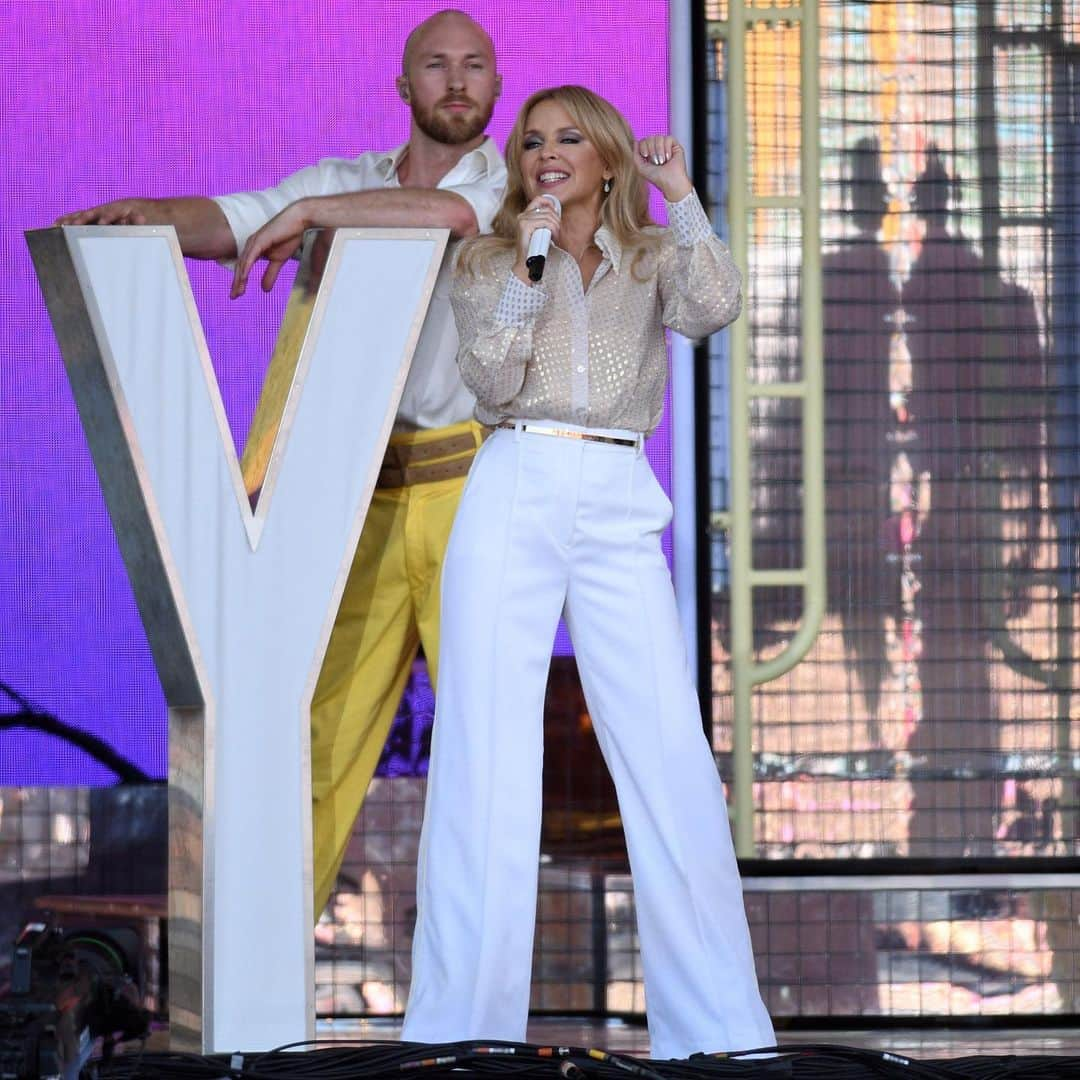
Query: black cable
xmin=85 ymin=1040 xmax=1080 ymax=1080
xmin=0 ymin=679 xmax=151 ymax=783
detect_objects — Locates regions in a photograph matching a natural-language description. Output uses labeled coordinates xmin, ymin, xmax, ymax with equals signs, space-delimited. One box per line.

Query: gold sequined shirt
xmin=449 ymin=190 xmax=741 ymax=435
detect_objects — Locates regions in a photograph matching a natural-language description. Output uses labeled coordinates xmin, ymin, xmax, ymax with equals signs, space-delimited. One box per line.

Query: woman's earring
xmin=603 ymin=178 xmax=612 ymax=194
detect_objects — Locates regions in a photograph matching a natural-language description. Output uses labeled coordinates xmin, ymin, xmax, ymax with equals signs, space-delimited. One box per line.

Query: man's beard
xmin=411 ymin=93 xmax=493 ymax=145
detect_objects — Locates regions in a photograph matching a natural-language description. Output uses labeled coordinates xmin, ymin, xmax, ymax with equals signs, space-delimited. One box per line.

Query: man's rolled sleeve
xmin=442 ymin=180 xmax=502 ymax=235
xmin=212 ymin=163 xmax=327 ymax=254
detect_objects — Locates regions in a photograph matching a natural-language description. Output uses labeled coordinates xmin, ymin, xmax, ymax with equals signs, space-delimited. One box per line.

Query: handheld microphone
xmin=525 ymin=194 xmax=561 ymax=282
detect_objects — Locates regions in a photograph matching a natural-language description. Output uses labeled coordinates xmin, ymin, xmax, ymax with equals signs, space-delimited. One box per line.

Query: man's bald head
xmin=402 ymin=10 xmax=495 ymax=76
xmin=397 ymin=10 xmax=500 ymax=148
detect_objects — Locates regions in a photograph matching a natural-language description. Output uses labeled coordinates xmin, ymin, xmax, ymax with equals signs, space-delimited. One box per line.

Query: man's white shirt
xmin=213 ymin=138 xmax=507 ymax=431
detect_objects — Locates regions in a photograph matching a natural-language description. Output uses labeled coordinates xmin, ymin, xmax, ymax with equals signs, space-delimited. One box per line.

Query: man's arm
xmin=55 ymin=197 xmax=237 ymax=261
xmin=230 ymin=188 xmax=479 ymax=297
xmin=305 ymin=188 xmax=480 ymax=234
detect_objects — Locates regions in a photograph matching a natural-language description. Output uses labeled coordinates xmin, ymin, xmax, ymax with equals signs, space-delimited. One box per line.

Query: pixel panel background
xmin=1 ymin=0 xmax=673 ymax=784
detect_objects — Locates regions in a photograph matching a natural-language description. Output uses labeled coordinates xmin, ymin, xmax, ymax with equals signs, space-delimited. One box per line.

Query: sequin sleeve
xmin=450 ymin=261 xmax=549 ymax=408
xmin=656 ymin=190 xmax=742 ymax=340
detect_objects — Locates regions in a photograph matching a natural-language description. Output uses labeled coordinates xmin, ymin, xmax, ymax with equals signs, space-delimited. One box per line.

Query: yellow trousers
xmin=309 ymin=420 xmax=484 ymax=915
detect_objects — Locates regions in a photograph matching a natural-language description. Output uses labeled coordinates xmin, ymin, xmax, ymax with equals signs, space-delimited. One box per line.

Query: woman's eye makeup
xmin=523 ymin=131 xmax=584 ymax=151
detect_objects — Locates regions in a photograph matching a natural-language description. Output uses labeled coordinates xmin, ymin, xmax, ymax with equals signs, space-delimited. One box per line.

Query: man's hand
xmin=229 ymin=186 xmax=483 ymax=298
xmin=56 ymin=198 xmax=152 ymax=226
xmin=231 ymin=202 xmax=309 ymax=298
xmin=53 ymin=196 xmax=237 ymax=261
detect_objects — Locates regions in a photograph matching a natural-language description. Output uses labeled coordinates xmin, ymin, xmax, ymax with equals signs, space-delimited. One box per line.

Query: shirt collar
xmin=373 ymin=137 xmax=503 ymax=185
xmin=374 ymin=143 xmax=409 ymax=180
xmin=594 ymin=225 xmax=623 ymax=274
xmin=471 ymin=136 xmax=505 ymax=178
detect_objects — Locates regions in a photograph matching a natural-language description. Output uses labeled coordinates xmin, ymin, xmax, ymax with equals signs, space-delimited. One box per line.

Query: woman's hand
xmin=512 ymin=195 xmax=561 ymax=284
xmin=634 ymin=136 xmax=692 ymax=203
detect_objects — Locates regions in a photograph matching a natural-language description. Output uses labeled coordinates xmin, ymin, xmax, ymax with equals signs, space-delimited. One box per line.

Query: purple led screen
xmin=1 ymin=1 xmax=673 ymax=784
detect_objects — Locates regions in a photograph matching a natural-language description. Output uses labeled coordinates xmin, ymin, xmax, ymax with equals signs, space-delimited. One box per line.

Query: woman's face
xmin=519 ymin=99 xmax=609 ymax=215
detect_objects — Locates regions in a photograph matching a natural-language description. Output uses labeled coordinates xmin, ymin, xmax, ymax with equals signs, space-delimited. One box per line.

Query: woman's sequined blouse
xmin=449 ymin=189 xmax=742 ymax=435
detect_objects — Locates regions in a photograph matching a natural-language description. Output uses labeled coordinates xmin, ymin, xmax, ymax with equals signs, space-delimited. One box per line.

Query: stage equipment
xmin=71 ymin=1037 xmax=1080 ymax=1080
xmin=26 ymin=224 xmax=448 ymax=1052
xmin=0 ymin=919 xmax=149 ymax=1080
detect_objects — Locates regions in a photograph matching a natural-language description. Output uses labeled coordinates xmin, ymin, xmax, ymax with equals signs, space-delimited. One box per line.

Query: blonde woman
xmin=402 ymin=86 xmax=774 ymax=1060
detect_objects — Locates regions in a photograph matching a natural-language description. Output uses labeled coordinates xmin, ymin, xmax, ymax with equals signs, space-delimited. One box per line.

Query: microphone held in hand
xmin=525 ymin=194 xmax=561 ymax=282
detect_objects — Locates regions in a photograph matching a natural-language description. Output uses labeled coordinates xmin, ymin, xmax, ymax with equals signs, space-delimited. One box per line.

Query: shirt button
xmin=576 ymin=365 xmax=585 ymax=374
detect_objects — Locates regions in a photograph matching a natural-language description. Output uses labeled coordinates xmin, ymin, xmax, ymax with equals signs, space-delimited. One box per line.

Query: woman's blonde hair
xmin=458 ymin=85 xmax=659 ymax=276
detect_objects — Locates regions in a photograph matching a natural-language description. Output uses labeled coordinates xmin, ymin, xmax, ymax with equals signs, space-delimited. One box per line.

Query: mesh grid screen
xmin=706 ymin=0 xmax=1080 ymax=865
xmin=0 ymin=0 xmax=672 ymax=785
xmin=321 ymin=780 xmax=1080 ymax=1019
xmin=4 ymin=780 xmax=1078 ymax=1021
xmin=0 ymin=786 xmax=167 ymax=1016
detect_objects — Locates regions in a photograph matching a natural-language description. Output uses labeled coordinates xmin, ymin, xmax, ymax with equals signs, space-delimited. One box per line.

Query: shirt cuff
xmin=494 ymin=272 xmax=548 ymax=327
xmin=209 ymin=194 xmax=252 ymax=266
xmin=665 ymin=189 xmax=714 ymax=247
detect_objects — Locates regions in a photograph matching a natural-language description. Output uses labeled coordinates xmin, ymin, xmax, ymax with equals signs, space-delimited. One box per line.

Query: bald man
xmin=60 ymin=10 xmax=506 ymax=915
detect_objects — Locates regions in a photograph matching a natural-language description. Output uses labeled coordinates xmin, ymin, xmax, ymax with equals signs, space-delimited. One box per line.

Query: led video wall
xmin=1 ymin=1 xmax=674 ymax=783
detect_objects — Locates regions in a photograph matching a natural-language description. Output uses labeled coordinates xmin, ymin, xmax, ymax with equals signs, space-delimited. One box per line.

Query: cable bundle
xmin=85 ymin=1039 xmax=1080 ymax=1080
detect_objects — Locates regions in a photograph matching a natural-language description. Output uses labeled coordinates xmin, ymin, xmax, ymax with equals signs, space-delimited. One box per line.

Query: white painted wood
xmin=61 ymin=227 xmax=447 ymax=1050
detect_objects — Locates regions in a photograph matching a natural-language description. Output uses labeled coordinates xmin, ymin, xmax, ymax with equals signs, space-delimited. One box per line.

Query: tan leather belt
xmin=377 ymin=429 xmax=488 ymax=489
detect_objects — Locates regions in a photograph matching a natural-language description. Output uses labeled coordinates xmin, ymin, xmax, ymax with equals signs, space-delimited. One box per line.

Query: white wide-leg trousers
xmin=402 ymin=423 xmax=775 ymax=1059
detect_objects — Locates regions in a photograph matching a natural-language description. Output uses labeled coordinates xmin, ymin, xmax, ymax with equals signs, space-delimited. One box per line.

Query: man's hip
xmin=377 ymin=419 xmax=488 ymax=489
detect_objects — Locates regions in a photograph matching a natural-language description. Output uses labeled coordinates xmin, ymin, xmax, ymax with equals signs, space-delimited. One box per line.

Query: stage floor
xmin=311 ymin=1016 xmax=1080 ymax=1059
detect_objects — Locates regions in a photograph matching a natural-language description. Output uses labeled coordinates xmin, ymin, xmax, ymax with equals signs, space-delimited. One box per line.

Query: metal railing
xmin=708 ymin=0 xmax=825 ymax=856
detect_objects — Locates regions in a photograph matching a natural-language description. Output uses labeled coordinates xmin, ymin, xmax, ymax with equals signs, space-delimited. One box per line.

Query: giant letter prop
xmin=26 ymin=226 xmax=449 ymax=1051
